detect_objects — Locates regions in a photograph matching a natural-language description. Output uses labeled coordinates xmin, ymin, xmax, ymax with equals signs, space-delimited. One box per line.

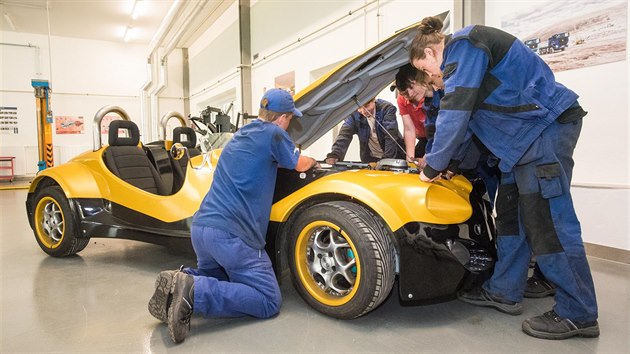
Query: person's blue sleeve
xmin=422 ymin=93 xmax=439 ymax=154
xmin=449 ymin=128 xmax=475 ymax=170
xmin=271 ymin=128 xmax=300 ymax=169
xmin=423 ymin=40 xmax=489 ymax=179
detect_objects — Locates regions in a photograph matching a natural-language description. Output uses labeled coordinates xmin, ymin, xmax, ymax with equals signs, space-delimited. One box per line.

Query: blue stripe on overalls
xmin=484 ymin=117 xmax=598 ymax=322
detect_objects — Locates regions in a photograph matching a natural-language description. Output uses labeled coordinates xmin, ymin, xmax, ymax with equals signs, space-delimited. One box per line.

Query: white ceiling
xmin=0 ymin=0 xmax=229 ymax=46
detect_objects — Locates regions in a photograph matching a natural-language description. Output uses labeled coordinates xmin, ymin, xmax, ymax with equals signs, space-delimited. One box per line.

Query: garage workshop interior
xmin=0 ymin=0 xmax=628 ymax=352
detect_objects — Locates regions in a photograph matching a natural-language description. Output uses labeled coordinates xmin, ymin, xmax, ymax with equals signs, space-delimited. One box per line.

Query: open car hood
xmin=287 ymin=11 xmax=449 ymax=149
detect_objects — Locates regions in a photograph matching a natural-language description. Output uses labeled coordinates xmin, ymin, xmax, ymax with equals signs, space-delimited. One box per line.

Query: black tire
xmin=288 ymin=201 xmax=396 ymax=319
xmin=31 ymin=186 xmax=89 ymax=257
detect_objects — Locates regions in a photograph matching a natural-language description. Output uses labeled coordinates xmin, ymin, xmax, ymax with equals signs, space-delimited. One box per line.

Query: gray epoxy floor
xmin=1 ymin=189 xmax=629 ymax=353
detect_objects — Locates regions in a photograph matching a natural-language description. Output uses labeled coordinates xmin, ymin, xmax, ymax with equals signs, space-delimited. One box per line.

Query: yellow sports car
xmin=25 ymin=12 xmax=495 ymax=319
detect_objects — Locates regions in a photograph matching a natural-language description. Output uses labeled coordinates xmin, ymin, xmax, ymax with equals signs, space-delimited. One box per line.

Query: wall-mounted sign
xmin=0 ymin=106 xmax=19 ymax=134
xmin=55 ymin=116 xmax=84 ymax=134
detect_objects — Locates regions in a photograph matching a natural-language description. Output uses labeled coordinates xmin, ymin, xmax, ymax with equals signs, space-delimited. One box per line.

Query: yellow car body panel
xmin=270 ymin=172 xmax=473 ymax=230
xmin=30 ymin=148 xmax=217 ymax=223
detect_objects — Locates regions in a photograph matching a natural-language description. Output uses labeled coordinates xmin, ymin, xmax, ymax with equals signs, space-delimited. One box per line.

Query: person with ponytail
xmin=409 ymin=16 xmax=598 ymax=340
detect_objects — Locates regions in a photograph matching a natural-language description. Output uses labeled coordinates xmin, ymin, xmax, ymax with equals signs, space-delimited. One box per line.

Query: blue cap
xmin=260 ymin=88 xmax=302 ymax=117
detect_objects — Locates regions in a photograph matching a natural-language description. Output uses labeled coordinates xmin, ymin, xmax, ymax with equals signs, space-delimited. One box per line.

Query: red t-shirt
xmin=397 ymin=95 xmax=426 ymax=138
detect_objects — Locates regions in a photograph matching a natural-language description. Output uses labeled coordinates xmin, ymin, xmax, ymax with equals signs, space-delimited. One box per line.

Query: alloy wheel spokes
xmin=307 ymin=227 xmax=356 ymax=296
xmin=41 ymin=201 xmax=64 ymax=242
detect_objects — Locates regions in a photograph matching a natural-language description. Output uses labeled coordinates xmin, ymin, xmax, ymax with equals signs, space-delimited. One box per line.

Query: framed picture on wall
xmin=501 ymin=0 xmax=627 ymax=72
xmin=55 ymin=116 xmax=84 ymax=134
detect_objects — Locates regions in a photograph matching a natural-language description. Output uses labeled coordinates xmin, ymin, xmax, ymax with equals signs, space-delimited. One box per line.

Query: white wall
xmin=156 ymin=48 xmax=187 ymax=141
xmin=189 ymin=0 xmax=452 ymax=160
xmin=187 ymin=2 xmax=241 ymax=126
xmin=0 ymin=31 xmax=186 ymax=173
xmin=486 ymin=0 xmax=629 ymax=252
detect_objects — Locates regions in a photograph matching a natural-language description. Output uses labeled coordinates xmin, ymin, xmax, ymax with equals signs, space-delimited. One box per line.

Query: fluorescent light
xmin=123 ymin=26 xmax=132 ymax=42
xmin=131 ymin=0 xmax=142 ymax=20
xmin=3 ymin=12 xmax=16 ymax=31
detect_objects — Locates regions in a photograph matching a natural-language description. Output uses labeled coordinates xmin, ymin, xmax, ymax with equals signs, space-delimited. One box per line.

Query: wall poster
xmin=100 ymin=114 xmax=120 ymax=135
xmin=274 ymin=71 xmax=296 ymax=96
xmin=55 ymin=116 xmax=84 ymax=134
xmin=0 ymin=106 xmax=19 ymax=134
xmin=501 ymin=0 xmax=627 ymax=72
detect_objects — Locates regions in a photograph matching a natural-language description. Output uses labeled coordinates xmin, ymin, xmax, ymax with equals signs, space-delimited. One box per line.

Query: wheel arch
xmin=28 ymin=158 xmax=107 ymax=200
xmin=283 ymin=199 xmax=398 ymax=318
xmin=272 ymin=193 xmax=401 ymax=277
xmin=270 ymin=172 xmax=473 ymax=232
xmin=272 ymin=193 xmax=353 ymax=275
xmin=26 ymin=176 xmax=84 ymax=233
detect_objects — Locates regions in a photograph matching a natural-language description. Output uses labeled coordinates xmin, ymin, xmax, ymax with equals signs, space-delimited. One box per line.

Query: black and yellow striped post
xmin=32 ymin=79 xmax=54 ymax=170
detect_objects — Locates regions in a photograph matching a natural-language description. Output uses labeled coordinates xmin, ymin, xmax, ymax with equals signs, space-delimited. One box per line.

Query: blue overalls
xmin=185 ymin=119 xmax=299 ymax=319
xmin=423 ymin=25 xmax=597 ymax=322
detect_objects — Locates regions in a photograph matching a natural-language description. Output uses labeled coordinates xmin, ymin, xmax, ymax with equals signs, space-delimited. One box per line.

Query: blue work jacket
xmin=422 ymin=90 xmax=442 ymax=154
xmin=424 ymin=25 xmax=578 ymax=177
xmin=327 ymin=99 xmax=403 ymax=163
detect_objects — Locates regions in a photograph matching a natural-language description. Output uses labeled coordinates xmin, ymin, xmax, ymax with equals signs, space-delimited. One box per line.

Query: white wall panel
xmin=0 ymin=30 xmax=184 ymax=174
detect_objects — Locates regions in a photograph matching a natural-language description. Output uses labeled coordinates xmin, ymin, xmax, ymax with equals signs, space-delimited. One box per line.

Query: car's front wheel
xmin=32 ymin=186 xmax=89 ymax=257
xmin=288 ymin=201 xmax=396 ymax=319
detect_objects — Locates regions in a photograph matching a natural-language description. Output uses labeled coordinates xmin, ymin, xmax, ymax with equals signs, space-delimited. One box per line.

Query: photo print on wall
xmin=501 ymin=0 xmax=627 ymax=72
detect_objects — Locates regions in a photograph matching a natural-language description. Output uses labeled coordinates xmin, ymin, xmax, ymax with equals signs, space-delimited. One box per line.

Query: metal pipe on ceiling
xmin=153 ymin=0 xmax=208 ymax=99
xmin=140 ymin=0 xmax=186 ymax=143
xmin=143 ymin=0 xmax=209 ymax=142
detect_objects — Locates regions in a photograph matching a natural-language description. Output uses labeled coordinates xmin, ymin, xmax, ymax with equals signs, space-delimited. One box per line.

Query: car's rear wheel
xmin=288 ymin=201 xmax=396 ymax=319
xmin=32 ymin=186 xmax=89 ymax=257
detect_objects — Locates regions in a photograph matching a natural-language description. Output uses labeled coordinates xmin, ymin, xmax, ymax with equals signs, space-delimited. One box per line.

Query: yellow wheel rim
xmin=34 ymin=196 xmax=65 ymax=249
xmin=294 ymin=220 xmax=360 ymax=306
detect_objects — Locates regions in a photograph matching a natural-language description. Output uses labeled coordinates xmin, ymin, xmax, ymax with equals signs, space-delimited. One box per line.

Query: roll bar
xmin=93 ymin=106 xmax=131 ymax=151
xmin=159 ymin=111 xmax=187 ymax=140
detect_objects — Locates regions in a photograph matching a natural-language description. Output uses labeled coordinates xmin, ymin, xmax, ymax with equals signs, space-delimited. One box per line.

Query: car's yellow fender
xmin=29 ymin=148 xmax=221 ymax=223
xmin=270 ymin=171 xmax=473 ymax=231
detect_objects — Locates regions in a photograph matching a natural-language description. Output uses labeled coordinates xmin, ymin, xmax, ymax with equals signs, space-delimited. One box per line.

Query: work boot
xmin=168 ymin=272 xmax=195 ymax=344
xmin=458 ymin=287 xmax=523 ymax=315
xmin=524 ymin=277 xmax=556 ymax=298
xmin=148 ymin=269 xmax=178 ymax=323
xmin=522 ymin=310 xmax=600 ymax=340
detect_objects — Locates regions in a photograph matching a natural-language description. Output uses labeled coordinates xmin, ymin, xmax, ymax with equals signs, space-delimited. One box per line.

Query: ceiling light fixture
xmin=3 ymin=12 xmax=16 ymax=31
xmin=131 ymin=0 xmax=142 ymax=20
xmin=123 ymin=26 xmax=133 ymax=42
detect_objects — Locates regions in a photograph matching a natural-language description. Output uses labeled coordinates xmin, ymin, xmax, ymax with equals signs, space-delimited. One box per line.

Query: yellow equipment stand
xmin=32 ymin=79 xmax=53 ymax=171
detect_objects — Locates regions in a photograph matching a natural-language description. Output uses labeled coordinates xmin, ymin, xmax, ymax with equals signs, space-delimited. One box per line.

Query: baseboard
xmin=585 ymin=242 xmax=630 ymax=264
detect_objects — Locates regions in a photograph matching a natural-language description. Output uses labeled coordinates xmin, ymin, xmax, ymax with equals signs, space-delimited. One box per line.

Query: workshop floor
xmin=1 ymin=189 xmax=628 ymax=353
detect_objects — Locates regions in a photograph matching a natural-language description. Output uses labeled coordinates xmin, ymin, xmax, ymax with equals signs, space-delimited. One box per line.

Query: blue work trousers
xmin=183 ymin=225 xmax=282 ymax=318
xmin=484 ymin=117 xmax=598 ymax=322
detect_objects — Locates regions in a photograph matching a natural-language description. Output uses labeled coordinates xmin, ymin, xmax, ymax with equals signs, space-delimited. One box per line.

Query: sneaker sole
xmin=522 ymin=321 xmax=600 ymax=340
xmin=523 ymin=288 xmax=556 ymax=298
xmin=168 ymin=273 xmax=193 ymax=344
xmin=148 ymin=271 xmax=176 ymax=323
xmin=458 ymin=295 xmax=523 ymax=315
